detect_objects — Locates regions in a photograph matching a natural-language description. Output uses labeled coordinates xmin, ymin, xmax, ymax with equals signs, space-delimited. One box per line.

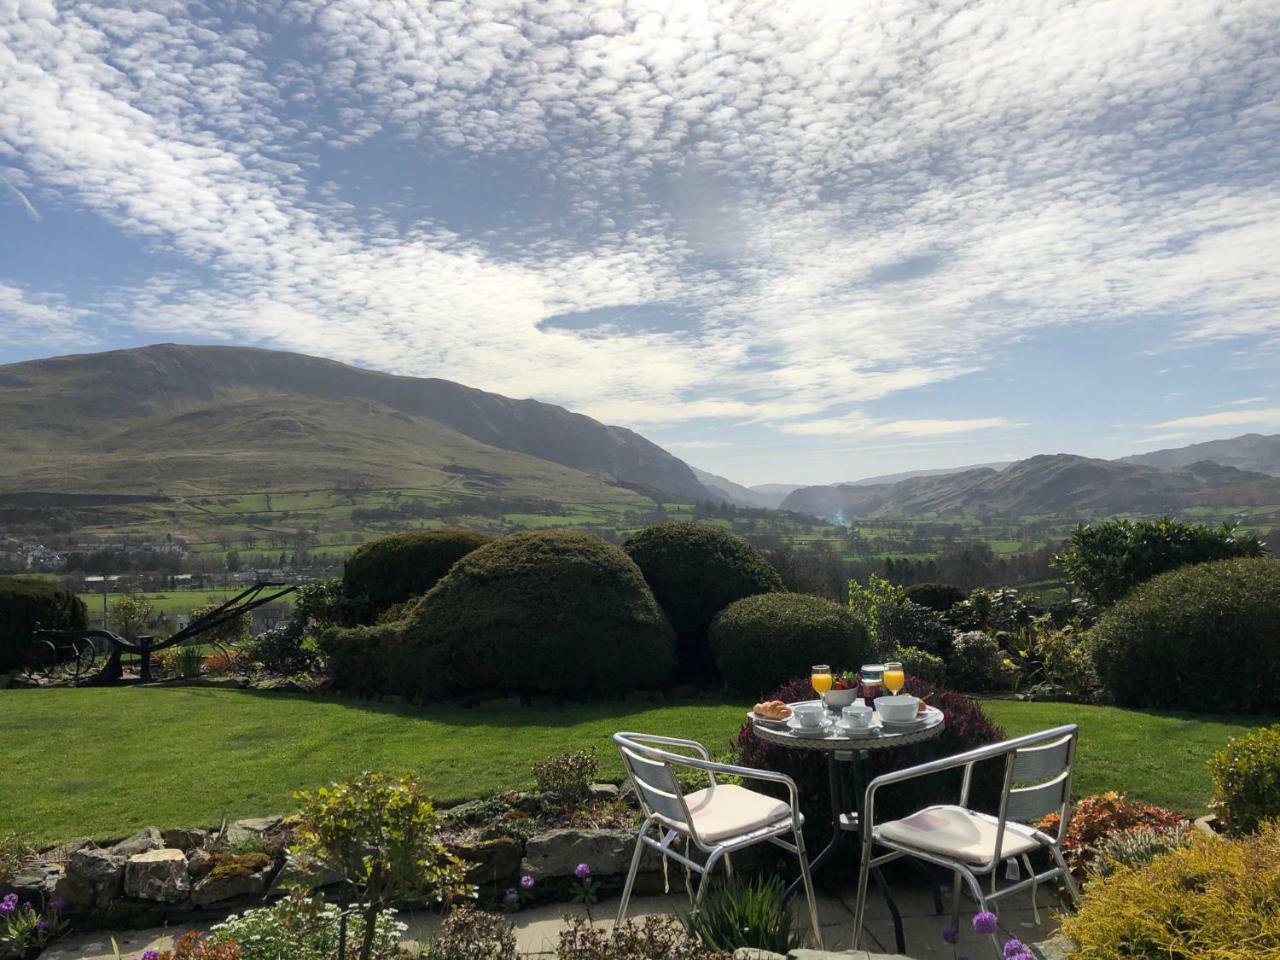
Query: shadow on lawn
xmin=196 ymin=686 xmax=743 ymax=731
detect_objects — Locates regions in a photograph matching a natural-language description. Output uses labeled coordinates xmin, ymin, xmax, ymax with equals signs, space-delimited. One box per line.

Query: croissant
xmin=753 ymin=700 xmax=792 ymax=720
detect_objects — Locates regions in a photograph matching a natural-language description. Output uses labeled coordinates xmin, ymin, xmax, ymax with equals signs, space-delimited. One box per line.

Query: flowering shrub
xmin=0 ymin=893 xmax=68 ymax=958
xmin=206 ymin=891 xmax=404 ymax=960
xmin=1038 ymin=791 xmax=1186 ymax=881
xmin=557 ymin=915 xmax=727 ymax=960
xmin=1088 ymin=822 xmax=1194 ymax=880
xmin=152 ymin=932 xmax=244 ymax=960
xmin=733 ymin=676 xmax=1006 ymax=828
xmin=201 ymin=649 xmax=244 ymax=674
xmin=1060 ymin=821 xmax=1280 ymax=959
xmin=1208 ymin=723 xmax=1280 ymax=836
xmin=421 ymin=906 xmax=518 ymax=960
xmin=946 ymin=631 xmax=1007 ymax=692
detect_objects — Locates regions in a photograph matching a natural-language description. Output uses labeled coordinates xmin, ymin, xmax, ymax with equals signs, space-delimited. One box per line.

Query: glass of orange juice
xmin=811 ymin=664 xmax=833 ymax=696
xmin=884 ymin=660 xmax=905 ymax=696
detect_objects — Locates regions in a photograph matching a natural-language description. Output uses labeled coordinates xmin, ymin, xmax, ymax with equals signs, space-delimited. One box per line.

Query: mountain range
xmin=780 ymin=453 xmax=1280 ymax=520
xmin=1121 ymin=433 xmax=1280 ymax=475
xmin=0 ymin=344 xmax=711 ymax=505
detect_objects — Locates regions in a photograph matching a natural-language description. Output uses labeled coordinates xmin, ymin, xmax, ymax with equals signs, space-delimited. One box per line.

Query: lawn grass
xmin=0 ymin=689 xmax=1271 ymax=846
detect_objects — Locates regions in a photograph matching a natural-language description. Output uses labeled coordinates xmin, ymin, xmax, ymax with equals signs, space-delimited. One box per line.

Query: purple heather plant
xmin=574 ymin=863 xmax=591 ymax=880
xmin=973 ymin=911 xmax=998 ymax=935
xmin=520 ymin=874 xmax=535 ymax=889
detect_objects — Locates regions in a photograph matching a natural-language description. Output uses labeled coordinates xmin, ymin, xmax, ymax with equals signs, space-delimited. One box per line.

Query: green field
xmin=0 ymin=688 xmax=1270 ymax=846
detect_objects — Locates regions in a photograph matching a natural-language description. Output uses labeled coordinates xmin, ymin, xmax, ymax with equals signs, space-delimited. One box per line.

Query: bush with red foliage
xmin=156 ymin=932 xmax=243 ymax=959
xmin=1038 ymin=791 xmax=1187 ymax=881
xmin=732 ymin=675 xmax=1006 ymax=832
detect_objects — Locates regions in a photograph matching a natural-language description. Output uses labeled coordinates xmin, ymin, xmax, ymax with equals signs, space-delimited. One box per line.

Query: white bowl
xmin=822 ymin=687 xmax=858 ymax=709
xmin=874 ymin=695 xmax=918 ymax=723
xmin=792 ymin=703 xmax=827 ymax=728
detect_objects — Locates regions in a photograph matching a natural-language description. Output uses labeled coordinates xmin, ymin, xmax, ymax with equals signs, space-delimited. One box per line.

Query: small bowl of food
xmin=822 ymin=687 xmax=859 ymax=709
xmin=874 ymin=694 xmax=919 ymax=724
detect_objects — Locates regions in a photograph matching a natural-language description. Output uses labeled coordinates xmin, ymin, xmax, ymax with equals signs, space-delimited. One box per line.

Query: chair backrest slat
xmin=1010 ymin=736 xmax=1072 ymax=781
xmin=1005 ymin=770 xmax=1071 ymax=823
xmin=619 ymin=745 xmax=687 ymax=826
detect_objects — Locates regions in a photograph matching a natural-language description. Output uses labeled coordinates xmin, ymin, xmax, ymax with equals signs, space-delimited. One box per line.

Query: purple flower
xmin=0 ymin=894 xmax=17 ymax=914
xmin=941 ymin=925 xmax=959 ymax=944
xmin=35 ymin=919 xmax=47 ymax=930
xmin=503 ymin=887 xmax=519 ymax=903
xmin=1003 ymin=939 xmax=1025 ymax=957
xmin=973 ymin=911 xmax=999 ymax=935
xmin=520 ymin=874 xmax=535 ymax=889
xmin=49 ymin=896 xmax=66 ymax=912
xmin=142 ymin=952 xmax=160 ymax=960
xmin=574 ymin=863 xmax=591 ymax=880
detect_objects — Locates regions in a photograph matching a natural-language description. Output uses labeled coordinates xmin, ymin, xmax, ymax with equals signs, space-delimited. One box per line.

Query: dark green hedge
xmin=1092 ymin=557 xmax=1280 ymax=713
xmin=340 ymin=529 xmax=492 ymax=624
xmin=709 ymin=593 xmax=873 ymax=696
xmin=904 ymin=582 xmax=967 ymax=613
xmin=0 ymin=576 xmax=88 ymax=672
xmin=623 ymin=521 xmax=782 ymax=677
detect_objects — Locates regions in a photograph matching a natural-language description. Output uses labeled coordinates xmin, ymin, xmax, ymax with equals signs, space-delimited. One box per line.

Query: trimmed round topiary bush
xmin=405 ymin=530 xmax=676 ymax=697
xmin=1092 ymin=557 xmax=1280 ymax=713
xmin=341 ymin=529 xmax=492 ymax=624
xmin=709 ymin=593 xmax=873 ymax=696
xmin=623 ymin=521 xmax=782 ymax=677
xmin=1208 ymin=724 xmax=1280 ymax=836
xmin=904 ymin=582 xmax=967 ymax=613
xmin=0 ymin=576 xmax=88 ymax=672
xmin=734 ymin=675 xmax=1006 ymax=829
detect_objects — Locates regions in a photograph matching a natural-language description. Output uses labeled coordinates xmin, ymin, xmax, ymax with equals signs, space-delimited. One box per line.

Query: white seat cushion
xmin=658 ymin=784 xmax=791 ymax=843
xmin=876 ymin=805 xmax=1043 ymax=865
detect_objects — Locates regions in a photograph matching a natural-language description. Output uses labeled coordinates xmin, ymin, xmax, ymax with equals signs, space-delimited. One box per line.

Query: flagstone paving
xmin=42 ymin=884 xmax=1062 ymax=959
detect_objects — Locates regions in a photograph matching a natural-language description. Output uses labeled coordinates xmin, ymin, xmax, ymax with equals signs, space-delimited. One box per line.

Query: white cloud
xmin=1156 ymin=408 xmax=1280 ymax=430
xmin=0 ymin=0 xmax=1277 ymax=440
xmin=0 ymin=282 xmax=87 ymax=345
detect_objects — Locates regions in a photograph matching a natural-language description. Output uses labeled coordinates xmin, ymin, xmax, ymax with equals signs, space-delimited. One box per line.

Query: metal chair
xmin=851 ymin=725 xmax=1081 ymax=957
xmin=612 ymin=732 xmax=823 ymax=947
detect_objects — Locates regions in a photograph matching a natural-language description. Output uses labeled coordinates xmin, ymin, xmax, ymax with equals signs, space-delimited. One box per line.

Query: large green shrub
xmin=905 ymin=582 xmax=966 ymax=613
xmin=623 ymin=522 xmax=781 ymax=677
xmin=1092 ymin=557 xmax=1280 ymax=713
xmin=890 ymin=645 xmax=946 ymax=685
xmin=0 ymin=576 xmax=87 ymax=672
xmin=1209 ymin=724 xmax=1280 ymax=836
xmin=1056 ymin=517 xmax=1265 ymax=606
xmin=709 ymin=593 xmax=873 ymax=695
xmin=341 ymin=529 xmax=492 ymax=624
xmin=946 ymin=631 xmax=1008 ymax=692
xmin=406 ymin=530 xmax=675 ymax=697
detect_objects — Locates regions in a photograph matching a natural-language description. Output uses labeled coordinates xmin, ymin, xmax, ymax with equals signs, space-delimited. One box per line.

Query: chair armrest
xmin=666 ymin=754 xmax=802 ymax=813
xmin=615 ymin=732 xmax=712 ymax=761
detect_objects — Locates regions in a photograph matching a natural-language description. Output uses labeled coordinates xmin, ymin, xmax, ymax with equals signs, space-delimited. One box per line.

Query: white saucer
xmin=786 ymin=716 xmax=834 ymax=738
xmin=835 ymin=721 xmax=881 ymax=738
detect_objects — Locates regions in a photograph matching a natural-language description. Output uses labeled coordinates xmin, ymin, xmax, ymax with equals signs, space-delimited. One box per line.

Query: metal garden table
xmin=751 ymin=702 xmax=946 ymax=954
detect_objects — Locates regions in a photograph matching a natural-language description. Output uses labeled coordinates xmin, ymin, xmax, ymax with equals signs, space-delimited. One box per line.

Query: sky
xmin=1 ymin=0 xmax=1278 ymax=487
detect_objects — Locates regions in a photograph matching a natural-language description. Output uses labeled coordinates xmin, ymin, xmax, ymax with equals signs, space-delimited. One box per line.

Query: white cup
xmin=842 ymin=703 xmax=873 ymax=729
xmin=793 ymin=703 xmax=826 ymax=728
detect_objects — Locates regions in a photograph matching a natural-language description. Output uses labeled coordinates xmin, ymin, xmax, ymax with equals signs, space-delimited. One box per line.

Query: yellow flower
xmin=1002 ymin=658 xmax=1015 ymax=670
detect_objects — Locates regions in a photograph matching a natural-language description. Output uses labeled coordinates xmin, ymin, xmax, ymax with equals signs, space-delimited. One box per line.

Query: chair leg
xmin=794 ymin=831 xmax=824 ymax=950
xmin=692 ymin=850 xmax=723 ymax=911
xmin=951 ymin=870 xmax=964 ymax=928
xmin=724 ymin=851 xmax=733 ymax=879
xmin=956 ymin=868 xmax=1000 ymax=960
xmin=1050 ymin=846 xmax=1082 ymax=908
xmin=851 ymin=838 xmax=874 ymax=950
xmin=615 ymin=828 xmax=648 ymax=929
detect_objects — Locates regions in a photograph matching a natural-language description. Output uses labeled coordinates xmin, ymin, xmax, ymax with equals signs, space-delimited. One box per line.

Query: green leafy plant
xmin=1092 ymin=557 xmax=1280 ymax=713
xmin=177 ymin=645 xmax=203 ymax=679
xmin=293 ymin=771 xmax=473 ymax=960
xmin=847 ymin=574 xmax=907 ymax=640
xmin=1209 ymin=724 xmax=1280 ymax=836
xmin=108 ymin=592 xmax=157 ymax=641
xmin=238 ymin=624 xmax=317 ymax=676
xmin=0 ymin=832 xmax=34 ymax=884
xmin=681 ymin=875 xmax=800 ymax=953
xmin=871 ymin=599 xmax=956 ymax=657
xmin=532 ymin=750 xmax=598 ymax=806
xmin=422 ymin=906 xmax=518 ymax=960
xmin=1056 ymin=517 xmax=1266 ymax=606
xmin=0 ymin=892 xmax=69 ymax=957
xmin=709 ymin=592 xmax=873 ymax=695
xmin=188 ymin=603 xmax=252 ymax=647
xmin=946 ymin=631 xmax=1008 ymax=692
xmin=889 ymin=645 xmax=946 ymax=685
xmin=904 ymin=581 xmax=967 ymax=613
xmin=1060 ymin=820 xmax=1280 ymax=959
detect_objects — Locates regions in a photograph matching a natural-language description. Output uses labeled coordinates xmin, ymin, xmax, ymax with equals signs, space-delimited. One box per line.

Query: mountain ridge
xmin=1122 ymin=432 xmax=1280 ymax=475
xmin=0 ymin=344 xmax=712 ymax=503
